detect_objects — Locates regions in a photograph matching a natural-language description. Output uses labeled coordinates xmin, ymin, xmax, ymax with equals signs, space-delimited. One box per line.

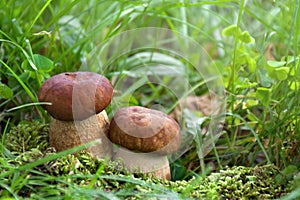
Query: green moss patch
xmin=0 ymin=121 xmax=294 ymax=199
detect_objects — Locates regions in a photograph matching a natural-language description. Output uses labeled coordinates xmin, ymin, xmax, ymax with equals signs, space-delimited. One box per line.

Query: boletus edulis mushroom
xmin=108 ymin=106 xmax=181 ymax=180
xmin=38 ymin=72 xmax=113 ymax=159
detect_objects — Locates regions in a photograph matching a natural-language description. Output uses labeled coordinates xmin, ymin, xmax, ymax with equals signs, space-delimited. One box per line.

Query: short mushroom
xmin=108 ymin=106 xmax=181 ymax=180
xmin=38 ymin=72 xmax=113 ymax=159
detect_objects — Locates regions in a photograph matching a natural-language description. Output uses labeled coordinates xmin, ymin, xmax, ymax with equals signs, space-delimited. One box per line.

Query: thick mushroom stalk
xmin=49 ymin=110 xmax=111 ymax=158
xmin=114 ymin=147 xmax=171 ymax=180
xmin=109 ymin=106 xmax=181 ymax=180
xmin=38 ymin=72 xmax=113 ymax=159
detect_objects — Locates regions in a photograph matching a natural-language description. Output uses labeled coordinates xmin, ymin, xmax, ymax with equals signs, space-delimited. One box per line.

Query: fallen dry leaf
xmin=169 ymin=94 xmax=221 ymax=123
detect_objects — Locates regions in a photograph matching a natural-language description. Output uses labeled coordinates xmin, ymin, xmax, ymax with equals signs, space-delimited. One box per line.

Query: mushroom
xmin=108 ymin=106 xmax=181 ymax=180
xmin=38 ymin=72 xmax=113 ymax=159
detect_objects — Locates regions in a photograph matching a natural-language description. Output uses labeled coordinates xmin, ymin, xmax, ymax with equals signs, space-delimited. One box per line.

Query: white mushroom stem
xmin=49 ymin=110 xmax=112 ymax=159
xmin=113 ymin=146 xmax=171 ymax=180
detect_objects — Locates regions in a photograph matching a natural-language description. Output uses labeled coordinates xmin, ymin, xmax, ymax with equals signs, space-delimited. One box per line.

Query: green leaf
xmin=19 ymin=71 xmax=31 ymax=82
xmin=267 ymin=60 xmax=286 ymax=68
xmin=258 ymin=69 xmax=273 ymax=87
xmin=289 ymin=81 xmax=300 ymax=90
xmin=281 ymin=165 xmax=298 ymax=176
xmin=246 ymin=56 xmax=256 ymax=72
xmin=0 ymin=83 xmax=13 ymax=99
xmin=33 ymin=54 xmax=53 ymax=72
xmin=236 ymin=78 xmax=257 ymax=89
xmin=266 ymin=61 xmax=289 ymax=80
xmin=275 ymin=165 xmax=298 ymax=184
xmin=245 ymin=99 xmax=259 ymax=108
xmin=21 ymin=59 xmax=32 ymax=71
xmin=221 ymin=25 xmax=241 ymax=37
xmin=256 ymin=87 xmax=271 ymax=106
xmin=274 ymin=67 xmax=289 ymax=80
xmin=288 ymin=56 xmax=300 ymax=79
xmin=283 ymin=55 xmax=299 ymax=66
xmin=239 ymin=31 xmax=255 ymax=44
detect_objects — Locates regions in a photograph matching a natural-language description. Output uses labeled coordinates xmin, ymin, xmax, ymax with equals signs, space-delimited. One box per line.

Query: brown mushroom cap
xmin=38 ymin=72 xmax=113 ymax=121
xmin=108 ymin=106 xmax=181 ymax=155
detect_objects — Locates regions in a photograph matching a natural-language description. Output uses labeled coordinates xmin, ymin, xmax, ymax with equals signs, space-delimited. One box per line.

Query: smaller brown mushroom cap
xmin=108 ymin=106 xmax=181 ymax=155
xmin=38 ymin=72 xmax=113 ymax=121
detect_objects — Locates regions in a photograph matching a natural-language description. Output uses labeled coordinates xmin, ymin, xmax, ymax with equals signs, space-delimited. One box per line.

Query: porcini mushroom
xmin=108 ymin=106 xmax=181 ymax=180
xmin=38 ymin=72 xmax=113 ymax=159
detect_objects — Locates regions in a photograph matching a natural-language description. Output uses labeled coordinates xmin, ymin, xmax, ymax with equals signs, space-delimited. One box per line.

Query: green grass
xmin=1 ymin=0 xmax=300 ymax=199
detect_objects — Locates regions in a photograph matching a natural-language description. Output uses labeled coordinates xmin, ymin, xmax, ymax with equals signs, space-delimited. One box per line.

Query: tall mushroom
xmin=38 ymin=72 xmax=113 ymax=159
xmin=108 ymin=106 xmax=181 ymax=180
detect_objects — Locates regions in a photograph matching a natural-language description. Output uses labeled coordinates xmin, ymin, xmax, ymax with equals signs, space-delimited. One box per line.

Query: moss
xmin=5 ymin=149 xmax=293 ymax=199
xmin=4 ymin=121 xmax=49 ymax=154
xmin=169 ymin=165 xmax=291 ymax=199
xmin=1 ymin=121 xmax=294 ymax=199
